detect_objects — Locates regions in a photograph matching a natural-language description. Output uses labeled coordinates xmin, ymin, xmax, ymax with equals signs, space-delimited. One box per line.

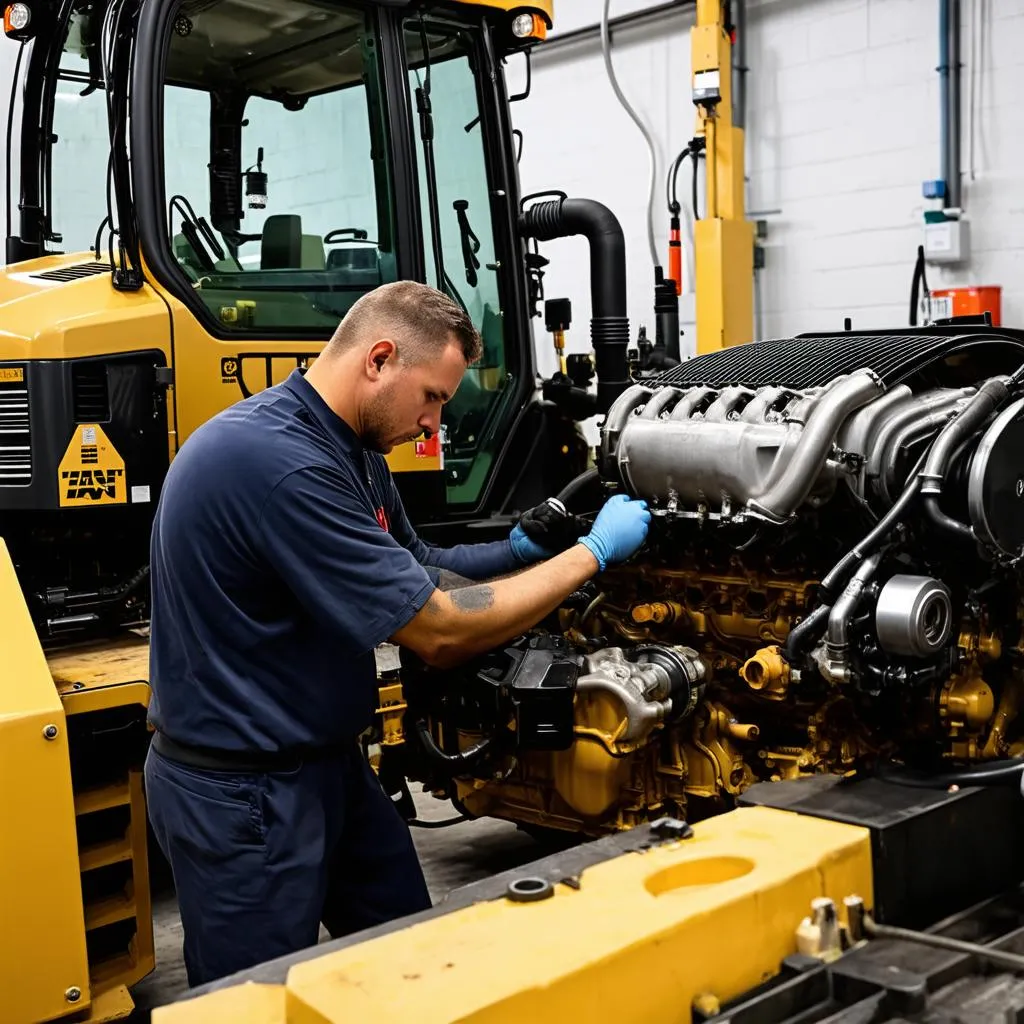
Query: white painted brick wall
xmin=516 ymin=0 xmax=1024 ymax=376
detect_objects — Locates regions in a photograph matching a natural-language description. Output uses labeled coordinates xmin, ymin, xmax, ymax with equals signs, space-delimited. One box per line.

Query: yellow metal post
xmin=0 ymin=538 xmax=92 ymax=1023
xmin=692 ymin=0 xmax=754 ymax=353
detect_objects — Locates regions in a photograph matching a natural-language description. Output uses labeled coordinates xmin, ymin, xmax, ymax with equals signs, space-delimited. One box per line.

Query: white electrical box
xmin=924 ymin=218 xmax=969 ymax=264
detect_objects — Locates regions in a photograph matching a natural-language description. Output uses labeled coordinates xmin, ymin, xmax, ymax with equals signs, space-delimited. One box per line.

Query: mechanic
xmin=144 ymin=280 xmax=651 ymax=987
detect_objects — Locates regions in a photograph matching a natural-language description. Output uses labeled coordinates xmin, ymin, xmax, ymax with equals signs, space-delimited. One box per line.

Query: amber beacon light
xmin=511 ymin=11 xmax=546 ymax=40
xmin=4 ymin=2 xmax=34 ymax=39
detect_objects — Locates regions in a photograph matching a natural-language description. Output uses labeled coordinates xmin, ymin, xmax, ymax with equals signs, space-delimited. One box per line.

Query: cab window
xmin=404 ymin=19 xmax=509 ymax=506
xmin=160 ymin=0 xmax=396 ymax=333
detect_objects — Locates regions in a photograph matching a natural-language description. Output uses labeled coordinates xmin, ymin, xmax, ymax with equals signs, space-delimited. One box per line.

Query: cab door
xmin=131 ymin=0 xmax=431 ymax=467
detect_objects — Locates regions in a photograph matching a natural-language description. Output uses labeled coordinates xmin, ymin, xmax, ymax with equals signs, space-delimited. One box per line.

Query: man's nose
xmin=419 ymin=411 xmax=441 ymax=435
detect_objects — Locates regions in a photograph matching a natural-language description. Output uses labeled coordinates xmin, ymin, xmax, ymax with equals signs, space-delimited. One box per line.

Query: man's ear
xmin=367 ymin=339 xmax=397 ymax=379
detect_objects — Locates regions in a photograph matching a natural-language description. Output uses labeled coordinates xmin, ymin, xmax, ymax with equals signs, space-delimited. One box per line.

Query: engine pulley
xmin=875 ymin=575 xmax=953 ymax=659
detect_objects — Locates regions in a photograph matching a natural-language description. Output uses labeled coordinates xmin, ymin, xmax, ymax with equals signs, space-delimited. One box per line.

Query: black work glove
xmin=509 ymin=497 xmax=589 ymax=565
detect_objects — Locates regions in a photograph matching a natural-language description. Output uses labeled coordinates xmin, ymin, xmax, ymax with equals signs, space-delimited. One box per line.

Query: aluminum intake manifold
xmin=600 ymin=369 xmax=982 ymax=523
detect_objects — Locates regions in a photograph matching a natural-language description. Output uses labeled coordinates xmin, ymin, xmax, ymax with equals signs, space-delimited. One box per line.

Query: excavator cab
xmin=1 ymin=0 xmax=571 ymax=638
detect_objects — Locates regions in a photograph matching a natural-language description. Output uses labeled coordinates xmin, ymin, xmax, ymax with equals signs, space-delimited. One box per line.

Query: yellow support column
xmin=692 ymin=0 xmax=754 ymax=353
xmin=0 ymin=538 xmax=92 ymax=1023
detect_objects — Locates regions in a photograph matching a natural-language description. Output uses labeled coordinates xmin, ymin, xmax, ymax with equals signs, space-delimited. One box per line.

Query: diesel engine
xmin=397 ymin=325 xmax=1024 ymax=836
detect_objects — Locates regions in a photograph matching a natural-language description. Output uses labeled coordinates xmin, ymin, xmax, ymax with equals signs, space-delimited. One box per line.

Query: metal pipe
xmin=940 ymin=0 xmax=963 ymax=209
xmin=575 ymin=675 xmax=667 ymax=743
xmin=863 ymin=913 xmax=1024 ymax=972
xmin=823 ymin=553 xmax=881 ymax=682
xmin=940 ymin=0 xmax=951 ymax=204
xmin=949 ymin=0 xmax=963 ymax=209
xmin=920 ymin=376 xmax=1010 ymax=489
xmin=520 ymin=197 xmax=630 ymax=413
xmin=533 ymin=2 xmax=696 ymax=59
xmin=867 ymin=389 xmax=971 ymax=504
xmin=749 ymin=369 xmax=885 ymax=522
xmin=827 ymin=554 xmax=881 ymax=654
xmin=734 ymin=0 xmax=748 ymax=129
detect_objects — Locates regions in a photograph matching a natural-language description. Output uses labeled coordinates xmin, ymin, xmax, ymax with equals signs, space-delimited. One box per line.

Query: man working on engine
xmin=145 ymin=280 xmax=650 ymax=987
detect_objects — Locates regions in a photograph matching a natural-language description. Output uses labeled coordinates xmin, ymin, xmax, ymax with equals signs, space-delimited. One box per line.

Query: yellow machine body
xmin=1 ymin=537 xmax=154 ymax=1024
xmin=0 ymin=251 xmax=440 ymax=473
xmin=692 ymin=0 xmax=755 ymax=353
xmin=153 ymin=805 xmax=872 ymax=1023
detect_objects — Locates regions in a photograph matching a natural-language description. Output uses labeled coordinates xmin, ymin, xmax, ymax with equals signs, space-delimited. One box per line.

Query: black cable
xmin=691 ymin=148 xmax=703 ymax=221
xmin=909 ymin=243 xmax=930 ymax=325
xmin=666 ymin=143 xmax=690 ymax=213
xmin=5 ymin=41 xmax=24 ymax=242
xmin=415 ymin=720 xmax=493 ymax=768
xmin=92 ymin=215 xmax=110 ymax=260
xmin=408 ymin=815 xmax=469 ymax=829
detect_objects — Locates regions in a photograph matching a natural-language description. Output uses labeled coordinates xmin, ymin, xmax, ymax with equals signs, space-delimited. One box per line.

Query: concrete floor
xmin=128 ymin=791 xmax=550 ymax=1019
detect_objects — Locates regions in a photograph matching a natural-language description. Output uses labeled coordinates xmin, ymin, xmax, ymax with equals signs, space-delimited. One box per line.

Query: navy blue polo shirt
xmin=147 ymin=369 xmax=519 ymax=752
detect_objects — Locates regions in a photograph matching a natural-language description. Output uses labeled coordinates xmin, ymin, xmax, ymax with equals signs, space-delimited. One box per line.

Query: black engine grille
xmin=0 ymin=375 xmax=30 ymax=484
xmin=652 ymin=330 xmax=1024 ymax=390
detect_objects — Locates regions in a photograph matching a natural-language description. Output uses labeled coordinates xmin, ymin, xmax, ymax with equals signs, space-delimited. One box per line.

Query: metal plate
xmin=968 ymin=395 xmax=1024 ymax=556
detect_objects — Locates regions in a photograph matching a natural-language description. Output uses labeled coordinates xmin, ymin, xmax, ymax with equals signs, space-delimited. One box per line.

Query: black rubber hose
xmin=782 ymin=603 xmax=831 ymax=663
xmin=415 ymin=721 xmax=492 ymax=768
xmin=521 ymin=198 xmax=629 ymax=413
xmin=408 ymin=815 xmax=468 ymax=829
xmin=818 ymin=472 xmax=923 ymax=604
xmin=874 ymin=757 xmax=1024 ymax=788
xmin=923 ymin=493 xmax=975 ymax=542
xmin=909 ymin=243 xmax=929 ymax=326
xmin=556 ymin=467 xmax=600 ymax=507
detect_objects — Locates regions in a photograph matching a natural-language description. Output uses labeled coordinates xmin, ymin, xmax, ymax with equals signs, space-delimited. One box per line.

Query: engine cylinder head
xmin=875 ymin=575 xmax=953 ymax=658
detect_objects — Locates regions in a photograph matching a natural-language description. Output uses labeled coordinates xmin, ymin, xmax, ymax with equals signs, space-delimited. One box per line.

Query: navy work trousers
xmin=144 ymin=742 xmax=431 ymax=987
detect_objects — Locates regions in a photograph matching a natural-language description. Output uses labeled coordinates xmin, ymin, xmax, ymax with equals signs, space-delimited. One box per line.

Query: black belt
xmin=151 ymin=730 xmax=350 ymax=774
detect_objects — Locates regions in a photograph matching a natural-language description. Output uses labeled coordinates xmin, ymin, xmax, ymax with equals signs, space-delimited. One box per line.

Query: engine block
xmin=401 ymin=326 xmax=1024 ymax=836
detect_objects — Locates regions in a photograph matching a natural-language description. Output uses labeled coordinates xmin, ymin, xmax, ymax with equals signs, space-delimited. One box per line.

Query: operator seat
xmin=261 ymin=214 xmax=303 ymax=269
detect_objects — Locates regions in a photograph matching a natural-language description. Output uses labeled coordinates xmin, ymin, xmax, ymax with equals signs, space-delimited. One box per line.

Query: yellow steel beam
xmin=154 ymin=805 xmax=872 ymax=1023
xmin=692 ymin=0 xmax=754 ymax=353
xmin=0 ymin=538 xmax=92 ymax=1024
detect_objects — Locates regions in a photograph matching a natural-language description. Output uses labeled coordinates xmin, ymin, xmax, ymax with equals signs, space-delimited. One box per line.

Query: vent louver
xmin=31 ymin=262 xmax=111 ymax=283
xmin=72 ymin=363 xmax=110 ymax=423
xmin=0 ymin=374 xmax=30 ymax=484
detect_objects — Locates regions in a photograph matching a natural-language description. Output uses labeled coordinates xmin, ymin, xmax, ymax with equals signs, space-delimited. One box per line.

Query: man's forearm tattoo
xmin=450 ymin=584 xmax=496 ymax=613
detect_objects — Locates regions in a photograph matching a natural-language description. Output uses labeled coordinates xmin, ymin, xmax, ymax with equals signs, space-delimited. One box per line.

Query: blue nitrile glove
xmin=577 ymin=494 xmax=651 ymax=572
xmin=509 ymin=521 xmax=555 ymax=564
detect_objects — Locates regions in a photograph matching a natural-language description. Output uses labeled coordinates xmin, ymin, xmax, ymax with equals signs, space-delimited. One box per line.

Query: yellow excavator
xmin=0 ymin=0 xmax=762 ymax=1019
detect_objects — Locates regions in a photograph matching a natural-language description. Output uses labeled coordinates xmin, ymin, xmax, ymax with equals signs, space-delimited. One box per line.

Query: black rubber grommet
xmin=506 ymin=876 xmax=555 ymax=903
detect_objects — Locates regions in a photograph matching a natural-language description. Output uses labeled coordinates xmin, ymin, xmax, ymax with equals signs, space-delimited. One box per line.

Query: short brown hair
xmin=325 ymin=280 xmax=482 ymax=364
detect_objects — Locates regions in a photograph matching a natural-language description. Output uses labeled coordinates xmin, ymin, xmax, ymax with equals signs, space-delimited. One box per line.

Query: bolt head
xmin=65 ymin=987 xmax=81 ymax=1002
xmin=43 ymin=724 xmax=59 ymax=740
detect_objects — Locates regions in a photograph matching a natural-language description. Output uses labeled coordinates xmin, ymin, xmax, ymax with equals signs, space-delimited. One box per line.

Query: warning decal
xmin=58 ymin=423 xmax=127 ymax=507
